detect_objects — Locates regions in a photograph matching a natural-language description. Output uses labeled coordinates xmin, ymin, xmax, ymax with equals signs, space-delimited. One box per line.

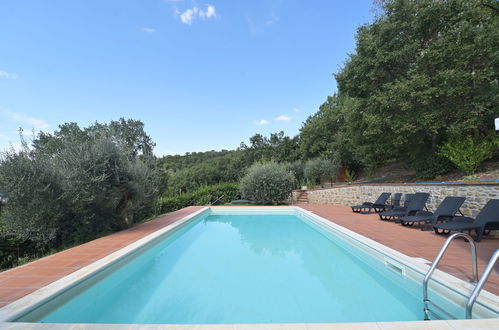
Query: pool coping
xmin=0 ymin=206 xmax=498 ymax=328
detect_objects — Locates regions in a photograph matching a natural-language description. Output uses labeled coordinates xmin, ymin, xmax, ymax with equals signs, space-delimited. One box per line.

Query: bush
xmin=439 ymin=136 xmax=498 ymax=175
xmin=411 ymin=154 xmax=455 ymax=180
xmin=304 ymin=158 xmax=340 ymax=184
xmin=0 ymin=232 xmax=36 ymax=270
xmin=159 ymin=182 xmax=239 ymax=213
xmin=286 ymin=160 xmax=305 ymax=186
xmin=239 ymin=162 xmax=295 ymax=204
xmin=344 ymin=168 xmax=356 ymax=183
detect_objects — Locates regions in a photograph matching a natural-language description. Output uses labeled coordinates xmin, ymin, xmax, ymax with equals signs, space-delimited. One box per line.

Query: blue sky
xmin=0 ymin=0 xmax=375 ymax=156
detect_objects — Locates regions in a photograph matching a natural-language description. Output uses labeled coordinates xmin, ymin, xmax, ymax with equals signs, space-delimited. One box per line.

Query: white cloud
xmin=266 ymin=14 xmax=279 ymax=26
xmin=257 ymin=119 xmax=270 ymax=125
xmin=0 ymin=70 xmax=18 ymax=79
xmin=2 ymin=110 xmax=50 ymax=130
xmin=275 ymin=114 xmax=292 ymax=121
xmin=293 ymin=108 xmax=300 ymax=113
xmin=179 ymin=4 xmax=217 ymax=25
xmin=203 ymin=5 xmax=216 ymax=19
xmin=180 ymin=7 xmax=197 ymax=24
xmin=142 ymin=27 xmax=156 ymax=33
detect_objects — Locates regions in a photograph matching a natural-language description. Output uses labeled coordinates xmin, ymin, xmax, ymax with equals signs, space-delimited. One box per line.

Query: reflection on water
xmin=40 ymin=213 xmax=428 ymax=324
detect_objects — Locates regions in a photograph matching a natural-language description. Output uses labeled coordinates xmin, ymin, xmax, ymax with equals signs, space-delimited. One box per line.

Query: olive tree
xmin=0 ymin=119 xmax=162 ymax=249
xmin=304 ymin=158 xmax=341 ymax=184
xmin=239 ymin=162 xmax=295 ymax=204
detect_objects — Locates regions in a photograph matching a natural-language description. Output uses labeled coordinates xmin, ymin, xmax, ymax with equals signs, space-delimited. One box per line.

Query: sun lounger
xmin=378 ymin=193 xmax=429 ymax=222
xmin=400 ymin=196 xmax=466 ymax=229
xmin=432 ymin=199 xmax=499 ymax=242
xmin=351 ymin=192 xmax=391 ymax=213
xmin=386 ymin=193 xmax=402 ymax=210
xmin=379 ymin=193 xmax=413 ymax=221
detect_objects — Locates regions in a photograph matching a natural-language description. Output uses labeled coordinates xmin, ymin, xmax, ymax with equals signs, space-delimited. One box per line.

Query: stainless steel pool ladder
xmin=423 ymin=232 xmax=499 ymax=320
xmin=209 ymin=194 xmax=225 ymax=206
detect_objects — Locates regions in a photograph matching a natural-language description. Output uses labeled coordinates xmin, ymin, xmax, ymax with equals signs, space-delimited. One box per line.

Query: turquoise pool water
xmin=29 ymin=211 xmax=460 ymax=323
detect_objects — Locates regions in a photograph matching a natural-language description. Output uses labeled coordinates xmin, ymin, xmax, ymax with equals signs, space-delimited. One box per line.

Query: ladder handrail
xmin=209 ymin=194 xmax=225 ymax=206
xmin=423 ymin=232 xmax=478 ymax=320
xmin=466 ymin=249 xmax=499 ymax=319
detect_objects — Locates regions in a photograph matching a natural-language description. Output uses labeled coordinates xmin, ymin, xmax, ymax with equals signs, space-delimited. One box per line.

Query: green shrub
xmin=159 ymin=182 xmax=239 ymax=213
xmin=239 ymin=162 xmax=295 ymax=204
xmin=304 ymin=158 xmax=340 ymax=184
xmin=345 ymin=168 xmax=356 ymax=183
xmin=286 ymin=160 xmax=305 ymax=186
xmin=0 ymin=232 xmax=36 ymax=270
xmin=411 ymin=154 xmax=455 ymax=180
xmin=439 ymin=136 xmax=498 ymax=175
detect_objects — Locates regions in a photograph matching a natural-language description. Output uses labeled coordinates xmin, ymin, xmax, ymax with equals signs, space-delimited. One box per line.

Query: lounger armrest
xmin=432 ymin=215 xmax=454 ymax=225
xmin=453 ymin=216 xmax=474 ymax=223
xmin=415 ymin=210 xmax=433 ymax=217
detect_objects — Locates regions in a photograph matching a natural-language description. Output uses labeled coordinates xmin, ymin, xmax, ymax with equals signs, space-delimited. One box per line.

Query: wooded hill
xmin=160 ymin=0 xmax=499 ymax=197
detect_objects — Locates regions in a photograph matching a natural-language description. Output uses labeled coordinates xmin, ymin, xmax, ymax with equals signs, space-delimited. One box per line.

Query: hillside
xmin=351 ymin=158 xmax=499 ymax=184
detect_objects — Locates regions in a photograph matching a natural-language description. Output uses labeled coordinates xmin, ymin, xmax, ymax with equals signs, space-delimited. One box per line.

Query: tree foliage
xmin=0 ymin=119 xmax=162 ymax=251
xmin=301 ymin=0 xmax=499 ymax=173
xmin=439 ymin=135 xmax=499 ymax=174
xmin=304 ymin=158 xmax=341 ymax=184
xmin=239 ymin=162 xmax=295 ymax=204
xmin=160 ymin=131 xmax=300 ymax=197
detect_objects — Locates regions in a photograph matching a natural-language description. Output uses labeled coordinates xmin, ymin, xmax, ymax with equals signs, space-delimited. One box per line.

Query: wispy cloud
xmin=0 ymin=110 xmax=50 ymax=151
xmin=1 ymin=110 xmax=50 ymax=130
xmin=275 ymin=114 xmax=292 ymax=121
xmin=293 ymin=108 xmax=300 ymax=113
xmin=142 ymin=27 xmax=156 ymax=33
xmin=256 ymin=119 xmax=270 ymax=125
xmin=248 ymin=13 xmax=280 ymax=35
xmin=266 ymin=14 xmax=279 ymax=26
xmin=178 ymin=4 xmax=217 ymax=25
xmin=0 ymin=70 xmax=18 ymax=79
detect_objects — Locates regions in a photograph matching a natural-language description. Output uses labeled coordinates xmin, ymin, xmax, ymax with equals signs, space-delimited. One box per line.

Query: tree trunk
xmin=115 ymin=186 xmax=131 ymax=228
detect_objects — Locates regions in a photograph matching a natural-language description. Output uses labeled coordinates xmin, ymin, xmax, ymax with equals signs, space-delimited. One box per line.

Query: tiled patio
xmin=0 ymin=203 xmax=497 ymax=310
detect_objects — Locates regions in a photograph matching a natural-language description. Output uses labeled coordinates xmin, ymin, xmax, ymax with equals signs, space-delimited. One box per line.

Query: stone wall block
xmin=306 ymin=184 xmax=498 ymax=216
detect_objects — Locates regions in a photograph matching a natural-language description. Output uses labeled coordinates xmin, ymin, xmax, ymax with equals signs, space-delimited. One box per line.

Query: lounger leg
xmin=475 ymin=227 xmax=484 ymax=242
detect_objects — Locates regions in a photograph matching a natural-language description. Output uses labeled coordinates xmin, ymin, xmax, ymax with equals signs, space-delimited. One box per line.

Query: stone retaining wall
xmin=298 ymin=183 xmax=499 ymax=217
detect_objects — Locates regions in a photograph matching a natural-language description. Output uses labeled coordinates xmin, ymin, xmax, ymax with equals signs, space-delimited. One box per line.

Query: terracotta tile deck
xmin=0 ymin=203 xmax=498 ymax=312
xmin=0 ymin=206 xmax=204 ymax=308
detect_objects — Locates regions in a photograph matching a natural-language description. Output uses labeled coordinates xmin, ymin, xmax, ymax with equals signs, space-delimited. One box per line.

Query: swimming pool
xmin=3 ymin=207 xmax=499 ymax=324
